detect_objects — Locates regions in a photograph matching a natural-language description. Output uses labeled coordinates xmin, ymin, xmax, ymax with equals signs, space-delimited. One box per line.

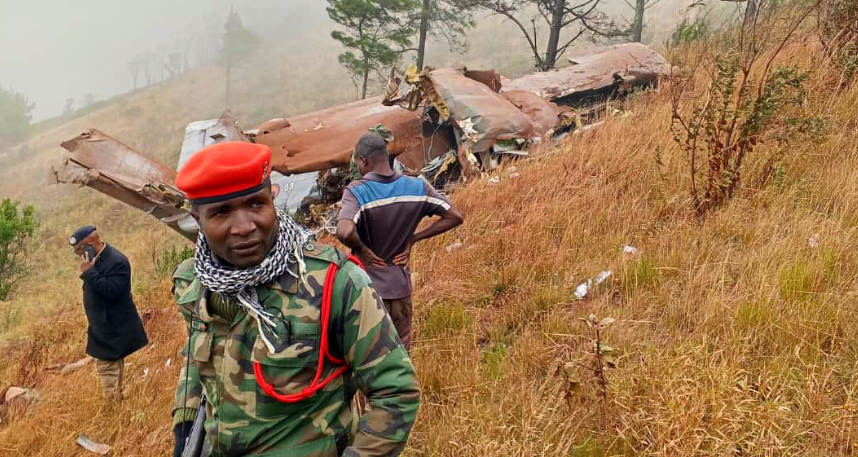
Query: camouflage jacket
xmin=171 ymin=244 xmax=420 ymax=457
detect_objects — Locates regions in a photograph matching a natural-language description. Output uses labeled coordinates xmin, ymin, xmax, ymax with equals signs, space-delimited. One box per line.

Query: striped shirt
xmin=338 ymin=171 xmax=451 ymax=299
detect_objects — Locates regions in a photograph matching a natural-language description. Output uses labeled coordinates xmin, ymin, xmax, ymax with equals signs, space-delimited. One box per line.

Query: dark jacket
xmin=80 ymin=244 xmax=148 ymax=361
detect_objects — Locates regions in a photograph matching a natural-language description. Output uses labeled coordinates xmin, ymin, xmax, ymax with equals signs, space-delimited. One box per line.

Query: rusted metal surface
xmin=50 ymin=130 xmax=194 ymax=240
xmin=180 ymin=112 xmax=321 ymax=219
xmin=501 ymin=90 xmax=570 ymax=136
xmin=52 ymin=44 xmax=674 ymax=230
xmin=503 ymin=43 xmax=674 ymax=103
xmin=418 ymin=67 xmax=554 ymax=153
xmin=254 ymin=96 xmax=441 ymax=175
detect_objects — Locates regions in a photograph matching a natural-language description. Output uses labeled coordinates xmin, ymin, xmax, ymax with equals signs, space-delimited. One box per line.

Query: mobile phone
xmin=84 ymin=245 xmax=97 ymax=262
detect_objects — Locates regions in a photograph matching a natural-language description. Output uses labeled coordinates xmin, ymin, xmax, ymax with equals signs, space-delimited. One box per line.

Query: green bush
xmin=0 ymin=199 xmax=37 ymax=301
xmin=153 ymin=244 xmax=195 ymax=278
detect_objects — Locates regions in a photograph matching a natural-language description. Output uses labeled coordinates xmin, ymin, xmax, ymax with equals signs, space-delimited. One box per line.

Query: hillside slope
xmin=2 ymin=16 xmax=857 ymax=457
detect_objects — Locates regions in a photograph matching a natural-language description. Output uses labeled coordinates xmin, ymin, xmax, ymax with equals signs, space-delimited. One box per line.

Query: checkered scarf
xmin=194 ymin=208 xmax=314 ymax=353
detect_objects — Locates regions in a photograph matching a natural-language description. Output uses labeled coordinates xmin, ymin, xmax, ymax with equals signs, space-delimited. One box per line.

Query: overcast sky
xmin=0 ymin=0 xmax=323 ymax=120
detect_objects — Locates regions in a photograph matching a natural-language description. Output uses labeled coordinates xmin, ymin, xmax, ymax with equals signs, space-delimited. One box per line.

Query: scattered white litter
xmin=623 ymin=245 xmax=640 ymax=255
xmin=446 ymin=242 xmax=464 ymax=253
xmin=574 ymin=270 xmax=613 ymax=300
xmin=809 ymin=234 xmax=820 ymax=249
xmin=142 ymin=367 xmax=150 ymax=379
xmin=488 ymin=176 xmax=500 ymax=185
xmin=510 ymin=172 xmax=520 ymax=179
xmin=165 ymin=358 xmax=172 ymax=368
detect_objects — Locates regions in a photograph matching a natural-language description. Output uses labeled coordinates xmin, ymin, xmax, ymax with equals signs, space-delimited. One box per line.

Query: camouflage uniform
xmin=171 ymin=243 xmax=421 ymax=456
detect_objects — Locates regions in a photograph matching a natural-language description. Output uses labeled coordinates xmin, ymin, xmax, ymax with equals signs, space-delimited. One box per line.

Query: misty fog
xmin=0 ymin=0 xmax=728 ymax=122
xmin=0 ymin=0 xmax=323 ymax=120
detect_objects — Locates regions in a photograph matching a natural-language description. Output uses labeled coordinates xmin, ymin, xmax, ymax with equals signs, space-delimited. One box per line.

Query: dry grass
xmin=402 ymin=41 xmax=858 ymax=455
xmin=2 ymin=14 xmax=858 ymax=457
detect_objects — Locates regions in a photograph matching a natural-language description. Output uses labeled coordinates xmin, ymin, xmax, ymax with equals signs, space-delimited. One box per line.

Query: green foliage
xmin=416 ymin=0 xmax=477 ymax=66
xmin=423 ymin=302 xmax=470 ymax=338
xmin=327 ymin=0 xmax=420 ymax=99
xmin=669 ymin=0 xmax=820 ymax=217
xmin=668 ymin=16 xmax=709 ymax=48
xmin=734 ymin=301 xmax=773 ymax=331
xmin=0 ymin=199 xmax=37 ymax=301
xmin=0 ymin=86 xmax=35 ymax=148
xmin=481 ymin=342 xmax=507 ymax=380
xmin=620 ymin=259 xmax=659 ymax=295
xmin=153 ymin=244 xmax=195 ymax=278
xmin=778 ymin=260 xmax=816 ymax=301
xmin=671 ymin=60 xmax=810 ymax=216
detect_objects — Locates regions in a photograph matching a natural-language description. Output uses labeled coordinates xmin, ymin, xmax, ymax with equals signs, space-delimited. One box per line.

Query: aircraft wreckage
xmin=49 ymin=43 xmax=675 ymax=241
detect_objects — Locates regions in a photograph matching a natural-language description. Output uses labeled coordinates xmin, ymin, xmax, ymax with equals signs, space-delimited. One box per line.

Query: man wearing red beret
xmin=170 ymin=141 xmax=420 ymax=457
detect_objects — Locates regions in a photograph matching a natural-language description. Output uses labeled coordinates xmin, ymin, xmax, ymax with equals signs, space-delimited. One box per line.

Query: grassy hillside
xmin=3 ymin=5 xmax=855 ymax=457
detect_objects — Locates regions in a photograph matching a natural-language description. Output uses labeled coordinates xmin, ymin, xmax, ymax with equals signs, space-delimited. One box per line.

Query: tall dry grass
xmin=1 ymin=11 xmax=858 ymax=457
xmin=403 ymin=39 xmax=858 ymax=455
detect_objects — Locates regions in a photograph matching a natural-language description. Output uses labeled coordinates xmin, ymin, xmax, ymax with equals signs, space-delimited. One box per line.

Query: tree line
xmin=0 ymin=0 xmax=673 ymax=149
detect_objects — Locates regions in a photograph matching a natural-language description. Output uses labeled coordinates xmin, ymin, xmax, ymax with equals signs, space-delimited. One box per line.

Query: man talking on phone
xmin=70 ymin=226 xmax=148 ymax=400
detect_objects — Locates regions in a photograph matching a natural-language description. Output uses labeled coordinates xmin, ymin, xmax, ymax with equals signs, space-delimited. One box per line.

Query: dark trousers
xmin=382 ymin=296 xmax=413 ymax=350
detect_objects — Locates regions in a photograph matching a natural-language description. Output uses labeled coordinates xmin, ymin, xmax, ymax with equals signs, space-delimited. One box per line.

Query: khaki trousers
xmin=95 ymin=358 xmax=124 ymax=399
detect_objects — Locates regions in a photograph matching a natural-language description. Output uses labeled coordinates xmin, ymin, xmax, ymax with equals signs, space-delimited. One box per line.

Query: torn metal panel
xmin=501 ymin=90 xmax=570 ymax=136
xmin=417 ymin=67 xmax=545 ymax=153
xmin=503 ymin=43 xmax=674 ymax=104
xmin=179 ymin=113 xmax=320 ymax=221
xmin=51 ymin=130 xmax=194 ymax=241
xmin=463 ymin=69 xmax=502 ymax=93
xmin=254 ymin=97 xmax=437 ymax=175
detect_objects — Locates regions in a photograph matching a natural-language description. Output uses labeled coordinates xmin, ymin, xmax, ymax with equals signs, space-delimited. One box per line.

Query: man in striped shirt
xmin=337 ymin=133 xmax=464 ymax=350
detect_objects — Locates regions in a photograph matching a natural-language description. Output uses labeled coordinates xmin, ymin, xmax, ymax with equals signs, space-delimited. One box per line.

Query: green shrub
xmin=0 ymin=199 xmax=37 ymax=301
xmin=153 ymin=244 xmax=195 ymax=278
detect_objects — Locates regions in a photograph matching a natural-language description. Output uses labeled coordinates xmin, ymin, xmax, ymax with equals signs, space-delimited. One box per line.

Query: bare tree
xmin=140 ymin=52 xmax=154 ymax=87
xmin=220 ymin=8 xmax=260 ymax=104
xmin=165 ymin=53 xmax=184 ymax=80
xmin=624 ymin=0 xmax=665 ymax=43
xmin=474 ymin=0 xmax=623 ymax=72
xmin=128 ymin=59 xmax=143 ymax=91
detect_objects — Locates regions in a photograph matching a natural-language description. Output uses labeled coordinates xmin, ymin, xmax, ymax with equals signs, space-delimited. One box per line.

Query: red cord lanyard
xmin=253 ymin=255 xmax=365 ymax=403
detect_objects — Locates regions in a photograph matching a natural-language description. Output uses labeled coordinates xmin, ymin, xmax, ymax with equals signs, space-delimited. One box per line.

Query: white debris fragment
xmin=142 ymin=367 xmax=150 ymax=379
xmin=76 ymin=435 xmax=111 ymax=455
xmin=595 ymin=270 xmax=612 ymax=284
xmin=165 ymin=358 xmax=172 ymax=368
xmin=809 ymin=234 xmax=820 ymax=249
xmin=623 ymin=245 xmax=640 ymax=255
xmin=510 ymin=172 xmax=520 ymax=179
xmin=488 ymin=176 xmax=500 ymax=185
xmin=574 ymin=270 xmax=613 ymax=300
xmin=446 ymin=241 xmax=464 ymax=253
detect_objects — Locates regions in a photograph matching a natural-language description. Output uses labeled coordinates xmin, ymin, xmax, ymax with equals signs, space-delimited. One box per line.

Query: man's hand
xmin=393 ymin=243 xmax=412 ymax=267
xmin=355 ymin=247 xmax=386 ymax=269
xmin=80 ymin=253 xmax=95 ymax=273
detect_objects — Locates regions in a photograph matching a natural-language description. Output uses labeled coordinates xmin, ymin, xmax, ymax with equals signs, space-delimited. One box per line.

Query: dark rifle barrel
xmin=182 ymin=395 xmax=208 ymax=457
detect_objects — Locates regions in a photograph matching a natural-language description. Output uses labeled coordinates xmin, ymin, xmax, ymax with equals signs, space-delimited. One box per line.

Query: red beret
xmin=176 ymin=142 xmax=272 ymax=205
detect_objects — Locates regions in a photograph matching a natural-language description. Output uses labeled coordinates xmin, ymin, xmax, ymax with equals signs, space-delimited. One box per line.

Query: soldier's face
xmin=196 ymin=188 xmax=278 ymax=268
